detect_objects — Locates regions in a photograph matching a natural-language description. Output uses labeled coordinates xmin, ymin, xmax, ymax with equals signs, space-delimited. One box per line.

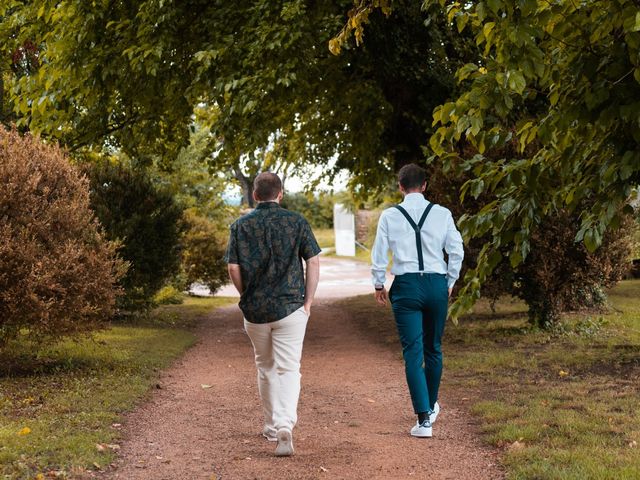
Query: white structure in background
xmin=333 ymin=203 xmax=356 ymax=256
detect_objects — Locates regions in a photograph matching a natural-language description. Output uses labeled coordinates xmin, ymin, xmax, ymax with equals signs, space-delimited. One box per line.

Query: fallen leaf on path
xmin=558 ymin=370 xmax=569 ymax=377
xmin=461 ymin=397 xmax=469 ymax=401
xmin=106 ymin=444 xmax=120 ymax=450
xmin=17 ymin=427 xmax=31 ymax=436
xmin=366 ymin=398 xmax=375 ymax=403
xmin=92 ymin=462 xmax=102 ymax=471
xmin=201 ymin=384 xmax=213 ymax=389
xmin=155 ymin=456 xmax=163 ymax=460
xmin=319 ymin=466 xmax=327 ymax=472
xmin=111 ymin=423 xmax=122 ymax=429
xmin=629 ymin=441 xmax=637 ymax=448
xmin=96 ymin=444 xmax=106 ymax=452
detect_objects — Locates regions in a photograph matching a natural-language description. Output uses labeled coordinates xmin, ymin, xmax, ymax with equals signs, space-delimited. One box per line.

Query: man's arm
xmin=444 ymin=211 xmax=464 ymax=297
xmin=227 ymin=263 xmax=244 ymax=295
xmin=303 ymin=254 xmax=320 ymax=315
xmin=371 ymin=212 xmax=390 ymax=306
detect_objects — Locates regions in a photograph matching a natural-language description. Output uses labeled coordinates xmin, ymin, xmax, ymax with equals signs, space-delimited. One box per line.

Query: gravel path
xmin=102 ymin=279 xmax=504 ymax=479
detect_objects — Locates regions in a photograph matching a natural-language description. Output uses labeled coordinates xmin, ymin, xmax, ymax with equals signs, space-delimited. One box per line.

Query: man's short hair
xmin=254 ymin=172 xmax=283 ymax=201
xmin=398 ymin=163 xmax=426 ymax=191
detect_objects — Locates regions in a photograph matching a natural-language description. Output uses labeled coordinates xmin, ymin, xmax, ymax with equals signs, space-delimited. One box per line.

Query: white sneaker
xmin=262 ymin=426 xmax=277 ymax=442
xmin=410 ymin=420 xmax=432 ymax=438
xmin=274 ymin=428 xmax=294 ymax=456
xmin=429 ymin=402 xmax=440 ymax=424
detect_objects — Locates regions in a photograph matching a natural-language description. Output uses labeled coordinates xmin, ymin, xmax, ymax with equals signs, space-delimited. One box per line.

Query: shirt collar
xmin=402 ymin=192 xmax=428 ymax=205
xmin=256 ymin=201 xmax=281 ymax=210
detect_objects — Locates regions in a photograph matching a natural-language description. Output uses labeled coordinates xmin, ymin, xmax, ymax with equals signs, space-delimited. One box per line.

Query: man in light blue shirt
xmin=371 ymin=163 xmax=464 ymax=438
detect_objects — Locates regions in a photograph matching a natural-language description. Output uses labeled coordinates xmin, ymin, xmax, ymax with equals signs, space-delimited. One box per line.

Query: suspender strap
xmin=394 ymin=203 xmax=435 ymax=271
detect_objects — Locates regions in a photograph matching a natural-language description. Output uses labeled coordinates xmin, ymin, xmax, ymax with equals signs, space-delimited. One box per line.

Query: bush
xmin=281 ymin=192 xmax=334 ymax=228
xmin=515 ymin=209 xmax=635 ymax=327
xmin=425 ymin=161 xmax=635 ymax=327
xmin=85 ymin=161 xmax=184 ymax=312
xmin=0 ymin=128 xmax=125 ymax=345
xmin=180 ymin=210 xmax=229 ymax=295
xmin=153 ymin=285 xmax=184 ymax=305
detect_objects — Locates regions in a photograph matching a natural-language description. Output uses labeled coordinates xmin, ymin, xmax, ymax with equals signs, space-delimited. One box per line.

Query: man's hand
xmin=227 ymin=263 xmax=244 ymax=295
xmin=303 ymin=254 xmax=320 ymax=318
xmin=448 ymin=288 xmax=452 ymax=298
xmin=374 ymin=288 xmax=388 ymax=307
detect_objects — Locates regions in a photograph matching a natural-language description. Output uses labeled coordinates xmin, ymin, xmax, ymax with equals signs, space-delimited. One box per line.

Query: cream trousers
xmin=244 ymin=307 xmax=309 ymax=433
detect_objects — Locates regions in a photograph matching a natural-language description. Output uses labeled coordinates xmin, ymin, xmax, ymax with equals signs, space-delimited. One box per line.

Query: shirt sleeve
xmin=224 ymin=222 xmax=239 ymax=264
xmin=444 ymin=211 xmax=464 ymax=288
xmin=300 ymin=219 xmax=322 ymax=260
xmin=371 ymin=211 xmax=390 ymax=287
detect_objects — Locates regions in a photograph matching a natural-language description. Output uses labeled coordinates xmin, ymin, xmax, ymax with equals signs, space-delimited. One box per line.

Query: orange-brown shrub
xmin=0 ymin=127 xmax=126 ymax=345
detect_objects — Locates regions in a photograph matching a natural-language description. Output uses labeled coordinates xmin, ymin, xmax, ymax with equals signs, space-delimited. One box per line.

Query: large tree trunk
xmin=233 ymin=166 xmax=255 ymax=208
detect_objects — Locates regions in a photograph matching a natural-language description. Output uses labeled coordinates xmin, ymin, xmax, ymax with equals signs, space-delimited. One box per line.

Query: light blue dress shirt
xmin=371 ymin=193 xmax=464 ymax=289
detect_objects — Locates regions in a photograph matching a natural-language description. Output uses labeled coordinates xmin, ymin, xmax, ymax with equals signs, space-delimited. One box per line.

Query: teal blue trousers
xmin=389 ymin=273 xmax=448 ymax=414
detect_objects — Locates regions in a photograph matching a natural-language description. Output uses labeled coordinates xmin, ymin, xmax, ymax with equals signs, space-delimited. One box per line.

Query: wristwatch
xmin=374 ymin=284 xmax=384 ymax=291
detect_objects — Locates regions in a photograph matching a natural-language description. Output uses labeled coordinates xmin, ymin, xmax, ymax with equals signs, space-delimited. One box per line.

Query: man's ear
xmin=277 ymin=190 xmax=284 ymax=201
xmin=398 ymin=182 xmax=405 ymax=194
xmin=252 ymin=190 xmax=259 ymax=202
xmin=421 ymin=181 xmax=427 ymax=192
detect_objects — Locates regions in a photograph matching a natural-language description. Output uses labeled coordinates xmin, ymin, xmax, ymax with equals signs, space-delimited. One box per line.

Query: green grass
xmin=313 ymin=227 xmax=372 ymax=263
xmin=313 ymin=228 xmax=334 ymax=249
xmin=0 ymin=295 xmax=235 ymax=479
xmin=338 ymin=281 xmax=640 ymax=480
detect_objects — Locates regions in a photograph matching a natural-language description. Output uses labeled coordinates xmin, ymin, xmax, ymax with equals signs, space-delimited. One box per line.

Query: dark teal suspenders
xmin=393 ymin=203 xmax=435 ymax=271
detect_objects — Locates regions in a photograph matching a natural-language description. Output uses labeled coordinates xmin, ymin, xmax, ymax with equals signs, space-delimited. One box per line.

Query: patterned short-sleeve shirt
xmin=224 ymin=202 xmax=321 ymax=324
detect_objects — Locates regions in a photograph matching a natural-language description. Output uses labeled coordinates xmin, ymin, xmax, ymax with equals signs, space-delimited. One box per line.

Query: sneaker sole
xmin=411 ymin=429 xmax=433 ymax=438
xmin=275 ymin=429 xmax=294 ymax=456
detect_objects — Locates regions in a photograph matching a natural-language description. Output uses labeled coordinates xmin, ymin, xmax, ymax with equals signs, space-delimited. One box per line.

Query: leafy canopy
xmin=2 ymin=0 xmax=469 ymax=191
xmin=339 ymin=0 xmax=640 ymax=319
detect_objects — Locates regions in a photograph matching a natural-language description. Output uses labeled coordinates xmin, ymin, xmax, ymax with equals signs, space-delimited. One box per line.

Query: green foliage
xmin=513 ymin=210 xmax=635 ymax=327
xmin=0 ymin=0 xmax=473 ymax=193
xmin=180 ymin=210 xmax=229 ymax=295
xmin=281 ymin=192 xmax=335 ymax=229
xmin=418 ymin=0 xmax=640 ymax=320
xmin=85 ymin=160 xmax=184 ymax=312
xmin=149 ymin=126 xmax=235 ymax=295
xmin=0 ymin=127 xmax=125 ymax=345
xmin=153 ymin=285 xmax=184 ymax=306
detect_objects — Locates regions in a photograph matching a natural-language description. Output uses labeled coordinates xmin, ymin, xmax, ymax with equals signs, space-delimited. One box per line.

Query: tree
xmin=150 ymin=124 xmax=236 ymax=294
xmin=0 ymin=1 xmax=473 ymax=187
xmin=426 ymin=0 xmax=640 ymax=320
xmin=0 ymin=127 xmax=125 ymax=345
xmin=85 ymin=160 xmax=184 ymax=312
xmin=337 ymin=0 xmax=640 ymax=321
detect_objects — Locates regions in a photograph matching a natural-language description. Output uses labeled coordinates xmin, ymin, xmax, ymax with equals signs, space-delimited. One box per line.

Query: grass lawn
xmin=313 ymin=227 xmax=371 ymax=263
xmin=339 ymin=280 xmax=640 ymax=480
xmin=0 ymin=296 xmax=235 ymax=479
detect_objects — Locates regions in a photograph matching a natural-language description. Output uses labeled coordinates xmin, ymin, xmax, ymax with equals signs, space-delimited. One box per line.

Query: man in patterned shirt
xmin=225 ymin=172 xmax=321 ymax=457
